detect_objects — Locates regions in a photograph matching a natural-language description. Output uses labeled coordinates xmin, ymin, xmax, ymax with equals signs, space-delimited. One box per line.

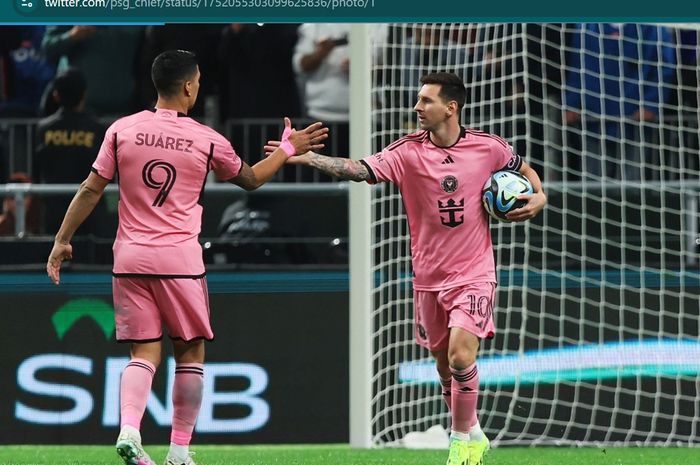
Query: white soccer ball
xmin=482 ymin=170 xmax=533 ymax=221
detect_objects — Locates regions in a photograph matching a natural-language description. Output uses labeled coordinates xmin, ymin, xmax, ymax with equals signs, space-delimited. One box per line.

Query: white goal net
xmin=362 ymin=23 xmax=700 ymax=447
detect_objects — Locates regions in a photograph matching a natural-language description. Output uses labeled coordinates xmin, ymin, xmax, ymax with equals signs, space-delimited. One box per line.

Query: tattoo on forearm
xmin=231 ymin=163 xmax=258 ymax=190
xmin=308 ymin=154 xmax=370 ymax=181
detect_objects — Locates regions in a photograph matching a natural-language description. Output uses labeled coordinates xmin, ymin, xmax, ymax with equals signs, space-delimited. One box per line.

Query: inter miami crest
xmin=441 ymin=175 xmax=458 ymax=193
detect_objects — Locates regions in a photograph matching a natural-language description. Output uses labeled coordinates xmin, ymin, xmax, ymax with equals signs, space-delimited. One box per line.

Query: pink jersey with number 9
xmin=92 ymin=108 xmax=242 ymax=277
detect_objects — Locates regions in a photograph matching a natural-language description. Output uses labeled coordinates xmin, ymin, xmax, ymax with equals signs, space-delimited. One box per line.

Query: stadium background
xmin=1 ymin=23 xmax=699 ymax=449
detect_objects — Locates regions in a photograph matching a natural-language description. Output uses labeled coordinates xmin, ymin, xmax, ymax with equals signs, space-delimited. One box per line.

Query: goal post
xmin=348 ymin=23 xmax=374 ymax=449
xmin=350 ymin=22 xmax=700 ymax=448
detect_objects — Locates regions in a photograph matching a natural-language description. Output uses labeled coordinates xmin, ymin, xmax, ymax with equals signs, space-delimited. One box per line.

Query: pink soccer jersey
xmin=92 ymin=108 xmax=242 ymax=276
xmin=361 ymin=127 xmax=522 ymax=291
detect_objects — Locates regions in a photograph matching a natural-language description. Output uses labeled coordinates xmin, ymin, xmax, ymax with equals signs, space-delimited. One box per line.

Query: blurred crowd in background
xmin=0 ymin=23 xmax=698 ymax=242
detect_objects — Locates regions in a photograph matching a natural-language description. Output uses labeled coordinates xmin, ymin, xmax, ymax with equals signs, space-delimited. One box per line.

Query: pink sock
xmin=120 ymin=358 xmax=156 ymax=430
xmin=450 ymin=364 xmax=479 ymax=433
xmin=439 ymin=375 xmax=452 ymax=411
xmin=171 ymin=363 xmax=204 ymax=446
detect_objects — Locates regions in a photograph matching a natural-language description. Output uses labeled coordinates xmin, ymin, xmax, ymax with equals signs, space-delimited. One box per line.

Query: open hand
xmin=286 ymin=118 xmax=328 ymax=155
xmin=270 ymin=118 xmax=327 ymax=157
xmin=47 ymin=241 xmax=73 ymax=285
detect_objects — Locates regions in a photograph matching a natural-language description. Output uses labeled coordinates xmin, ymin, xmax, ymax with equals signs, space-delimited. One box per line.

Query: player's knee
xmin=447 ymin=347 xmax=476 ymax=370
xmin=173 ymin=338 xmax=205 ymax=363
xmin=130 ymin=344 xmax=162 ymax=368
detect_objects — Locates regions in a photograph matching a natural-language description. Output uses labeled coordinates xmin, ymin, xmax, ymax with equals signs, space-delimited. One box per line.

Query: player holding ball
xmin=266 ymin=72 xmax=546 ymax=465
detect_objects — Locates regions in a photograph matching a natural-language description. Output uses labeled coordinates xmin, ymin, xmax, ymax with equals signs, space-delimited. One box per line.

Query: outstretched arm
xmin=263 ymin=142 xmax=371 ymax=182
xmin=301 ymin=152 xmax=371 ymax=182
xmin=229 ymin=117 xmax=327 ymax=190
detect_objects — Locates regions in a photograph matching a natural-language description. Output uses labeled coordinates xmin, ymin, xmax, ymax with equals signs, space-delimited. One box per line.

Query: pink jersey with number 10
xmin=361 ymin=127 xmax=522 ymax=291
xmin=92 ymin=108 xmax=242 ymax=277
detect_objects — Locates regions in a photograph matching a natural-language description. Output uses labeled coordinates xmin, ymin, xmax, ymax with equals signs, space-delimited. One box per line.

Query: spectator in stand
xmin=0 ymin=26 xmax=55 ymax=117
xmin=293 ymin=23 xmax=351 ymax=158
xmin=562 ymin=23 xmax=675 ymax=181
xmin=668 ymin=26 xmax=700 ymax=178
xmin=292 ymin=24 xmax=387 ymax=172
xmin=34 ymin=68 xmax=107 ymax=236
xmin=42 ymin=26 xmax=142 ymax=116
xmin=0 ymin=172 xmax=41 ymax=236
xmin=520 ymin=24 xmax=569 ymax=180
xmin=0 ymin=27 xmax=55 ymax=181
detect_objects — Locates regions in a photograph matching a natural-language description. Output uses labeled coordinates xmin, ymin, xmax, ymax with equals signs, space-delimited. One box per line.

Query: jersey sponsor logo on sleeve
xmin=135 ymin=132 xmax=193 ymax=153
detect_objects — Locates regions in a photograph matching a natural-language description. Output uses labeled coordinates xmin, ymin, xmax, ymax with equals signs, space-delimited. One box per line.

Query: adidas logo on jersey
xmin=441 ymin=155 xmax=454 ymax=164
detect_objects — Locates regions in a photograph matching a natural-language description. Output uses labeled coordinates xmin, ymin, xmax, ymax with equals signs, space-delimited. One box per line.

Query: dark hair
xmin=53 ymin=68 xmax=87 ymax=109
xmin=151 ymin=50 xmax=198 ymax=98
xmin=420 ymin=72 xmax=466 ymax=110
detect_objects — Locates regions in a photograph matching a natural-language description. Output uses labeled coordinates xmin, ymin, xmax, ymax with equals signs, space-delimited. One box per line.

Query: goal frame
xmin=348 ymin=23 xmax=374 ymax=449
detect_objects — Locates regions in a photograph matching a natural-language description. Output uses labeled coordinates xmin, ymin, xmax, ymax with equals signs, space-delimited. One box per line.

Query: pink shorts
xmin=414 ymin=282 xmax=496 ymax=351
xmin=113 ymin=276 xmax=213 ymax=343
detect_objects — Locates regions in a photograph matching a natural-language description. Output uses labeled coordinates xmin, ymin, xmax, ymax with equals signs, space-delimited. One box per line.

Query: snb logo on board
xmin=13 ymin=298 xmax=271 ymax=433
xmin=14 ymin=0 xmax=38 ymax=13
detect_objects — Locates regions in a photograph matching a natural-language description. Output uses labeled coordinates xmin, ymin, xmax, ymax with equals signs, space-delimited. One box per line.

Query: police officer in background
xmin=35 ymin=67 xmax=108 ymax=236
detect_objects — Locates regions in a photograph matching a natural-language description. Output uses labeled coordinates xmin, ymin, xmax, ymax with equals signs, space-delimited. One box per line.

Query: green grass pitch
xmin=0 ymin=444 xmax=697 ymax=465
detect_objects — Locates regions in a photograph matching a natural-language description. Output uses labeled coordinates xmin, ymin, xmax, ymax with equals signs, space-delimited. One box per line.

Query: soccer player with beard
xmin=267 ymin=72 xmax=546 ymax=465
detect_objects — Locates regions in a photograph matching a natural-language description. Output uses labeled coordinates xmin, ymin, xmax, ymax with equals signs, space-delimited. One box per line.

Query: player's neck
xmin=154 ymin=97 xmax=189 ymax=115
xmin=429 ymin=122 xmax=461 ymax=147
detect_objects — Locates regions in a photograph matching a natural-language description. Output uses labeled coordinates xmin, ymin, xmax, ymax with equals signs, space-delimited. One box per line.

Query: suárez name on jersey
xmin=135 ymin=132 xmax=193 ymax=153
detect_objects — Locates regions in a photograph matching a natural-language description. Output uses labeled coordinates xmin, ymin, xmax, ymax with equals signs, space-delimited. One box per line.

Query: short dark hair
xmin=151 ymin=50 xmax=198 ymax=98
xmin=53 ymin=68 xmax=87 ymax=109
xmin=420 ymin=72 xmax=466 ymax=110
